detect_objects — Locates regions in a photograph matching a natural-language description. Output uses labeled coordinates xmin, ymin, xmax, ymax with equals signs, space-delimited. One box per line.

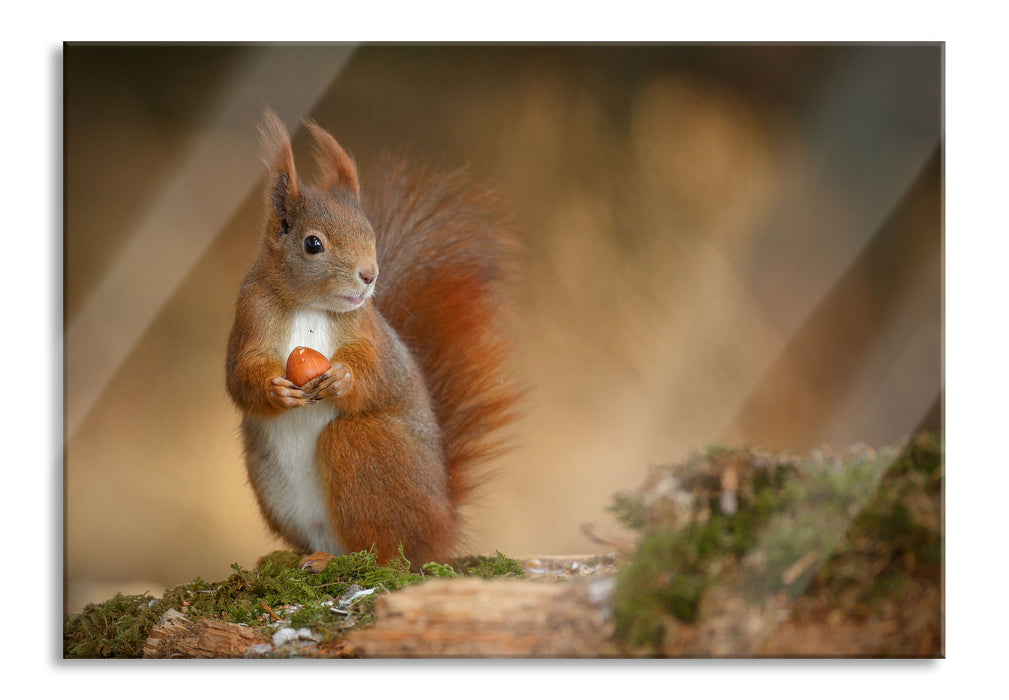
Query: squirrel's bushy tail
xmin=363 ymin=158 xmax=523 ymax=512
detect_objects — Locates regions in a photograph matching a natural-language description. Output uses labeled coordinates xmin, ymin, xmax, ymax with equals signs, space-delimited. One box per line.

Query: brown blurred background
xmin=64 ymin=43 xmax=942 ymax=614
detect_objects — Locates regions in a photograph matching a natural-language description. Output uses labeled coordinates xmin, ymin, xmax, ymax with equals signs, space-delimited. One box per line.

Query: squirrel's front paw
xmin=268 ymin=377 xmax=309 ymax=409
xmin=301 ymin=363 xmax=352 ymax=402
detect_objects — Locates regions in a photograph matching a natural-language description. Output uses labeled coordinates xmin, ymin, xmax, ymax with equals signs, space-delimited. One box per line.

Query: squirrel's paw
xmin=301 ymin=363 xmax=352 ymax=402
xmin=268 ymin=377 xmax=309 ymax=408
xmin=299 ymin=551 xmax=336 ymax=573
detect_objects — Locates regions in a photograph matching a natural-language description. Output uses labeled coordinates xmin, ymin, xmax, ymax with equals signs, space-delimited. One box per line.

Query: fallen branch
xmin=143 ymin=610 xmax=268 ymax=658
xmin=348 ymin=577 xmax=618 ymax=658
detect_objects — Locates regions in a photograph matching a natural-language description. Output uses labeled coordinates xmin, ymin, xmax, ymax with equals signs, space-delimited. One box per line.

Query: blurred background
xmin=64 ymin=43 xmax=942 ymax=614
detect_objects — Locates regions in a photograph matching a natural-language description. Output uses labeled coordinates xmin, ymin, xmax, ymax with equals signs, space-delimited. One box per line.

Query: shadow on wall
xmin=64 ymin=44 xmax=942 ymax=613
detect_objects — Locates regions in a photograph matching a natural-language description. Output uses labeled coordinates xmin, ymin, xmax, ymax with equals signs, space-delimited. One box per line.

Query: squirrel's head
xmin=257 ymin=108 xmax=378 ymax=314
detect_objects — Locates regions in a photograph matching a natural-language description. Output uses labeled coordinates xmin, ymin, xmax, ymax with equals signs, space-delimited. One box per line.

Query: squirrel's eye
xmin=304 ymin=235 xmax=324 ymax=255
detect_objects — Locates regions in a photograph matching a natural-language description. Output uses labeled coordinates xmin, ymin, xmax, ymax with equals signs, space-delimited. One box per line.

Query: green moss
xmin=610 ymin=433 xmax=943 ymax=653
xmin=64 ymin=546 xmax=527 ymax=658
xmin=421 ymin=562 xmax=458 ymax=578
xmin=616 ymin=530 xmax=706 ymax=630
xmin=450 ymin=551 xmax=526 ymax=579
xmin=63 ymin=593 xmax=165 ymax=658
xmin=314 ymin=547 xmax=423 ymax=592
xmin=812 ymin=434 xmax=943 ymax=612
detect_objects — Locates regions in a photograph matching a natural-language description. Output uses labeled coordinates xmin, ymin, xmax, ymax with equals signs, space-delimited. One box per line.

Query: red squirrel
xmin=226 ymin=109 xmax=521 ymax=570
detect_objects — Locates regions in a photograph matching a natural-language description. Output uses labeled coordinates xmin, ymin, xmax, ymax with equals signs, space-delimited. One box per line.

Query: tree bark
xmin=347 ymin=577 xmax=619 ymax=658
xmin=143 ymin=611 xmax=268 ymax=658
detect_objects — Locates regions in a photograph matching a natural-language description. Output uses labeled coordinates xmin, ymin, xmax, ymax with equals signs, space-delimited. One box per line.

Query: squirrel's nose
xmin=359 ymin=266 xmax=378 ymax=286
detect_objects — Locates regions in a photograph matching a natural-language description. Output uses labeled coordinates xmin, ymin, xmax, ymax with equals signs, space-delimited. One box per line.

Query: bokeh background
xmin=64 ymin=43 xmax=942 ymax=614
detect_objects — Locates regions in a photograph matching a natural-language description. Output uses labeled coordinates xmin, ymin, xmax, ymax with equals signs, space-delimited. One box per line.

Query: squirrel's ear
xmin=259 ymin=108 xmax=300 ymax=230
xmin=305 ymin=119 xmax=360 ymax=198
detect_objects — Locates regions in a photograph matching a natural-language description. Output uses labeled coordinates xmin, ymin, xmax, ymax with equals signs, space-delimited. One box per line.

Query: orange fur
xmin=226 ymin=111 xmax=521 ymax=568
xmin=305 ymin=119 xmax=360 ymax=197
xmin=363 ymin=158 xmax=524 ymax=509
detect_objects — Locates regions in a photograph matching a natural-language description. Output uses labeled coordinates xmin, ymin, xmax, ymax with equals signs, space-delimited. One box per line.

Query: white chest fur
xmin=250 ymin=309 xmax=345 ymax=554
xmin=283 ymin=308 xmax=338 ymax=359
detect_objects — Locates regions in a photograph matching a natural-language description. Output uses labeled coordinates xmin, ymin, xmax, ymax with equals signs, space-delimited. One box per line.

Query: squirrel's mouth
xmin=340 ymin=294 xmax=367 ymax=308
xmin=334 ymin=285 xmax=374 ymax=311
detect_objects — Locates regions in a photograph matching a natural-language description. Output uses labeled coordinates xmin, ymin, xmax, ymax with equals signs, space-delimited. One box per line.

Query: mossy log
xmin=66 ymin=435 xmax=940 ymax=659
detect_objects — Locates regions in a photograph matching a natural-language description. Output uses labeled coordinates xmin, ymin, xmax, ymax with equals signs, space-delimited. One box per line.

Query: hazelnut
xmin=286 ymin=346 xmax=332 ymax=387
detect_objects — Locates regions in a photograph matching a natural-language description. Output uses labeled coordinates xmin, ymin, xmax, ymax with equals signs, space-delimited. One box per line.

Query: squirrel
xmin=225 ymin=109 xmax=521 ymax=571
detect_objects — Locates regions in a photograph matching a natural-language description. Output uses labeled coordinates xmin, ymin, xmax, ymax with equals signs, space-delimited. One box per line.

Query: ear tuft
xmin=305 ymin=119 xmax=360 ymax=198
xmin=259 ymin=108 xmax=299 ymax=231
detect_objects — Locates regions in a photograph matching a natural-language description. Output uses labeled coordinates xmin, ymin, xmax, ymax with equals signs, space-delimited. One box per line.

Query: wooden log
xmin=143 ymin=611 xmax=268 ymax=658
xmin=347 ymin=577 xmax=618 ymax=658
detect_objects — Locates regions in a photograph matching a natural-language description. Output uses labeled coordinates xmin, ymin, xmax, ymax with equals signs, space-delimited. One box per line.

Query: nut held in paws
xmin=286 ymin=346 xmax=332 ymax=387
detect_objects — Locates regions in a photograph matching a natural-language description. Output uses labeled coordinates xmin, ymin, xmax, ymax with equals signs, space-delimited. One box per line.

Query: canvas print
xmin=63 ymin=42 xmax=942 ymax=658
